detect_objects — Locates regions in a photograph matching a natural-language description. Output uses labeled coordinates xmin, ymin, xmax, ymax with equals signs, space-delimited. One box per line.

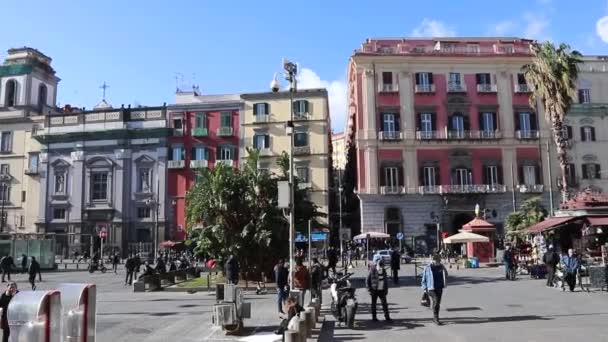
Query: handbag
xmin=420 ymin=291 xmax=430 ymax=307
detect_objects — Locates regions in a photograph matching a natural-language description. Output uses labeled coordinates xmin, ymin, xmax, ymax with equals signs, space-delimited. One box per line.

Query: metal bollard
xmin=304 ymin=309 xmax=313 ymax=337
xmin=308 ymin=305 xmax=317 ymax=324
xmin=297 ymin=317 xmax=307 ymax=342
xmin=284 ymin=330 xmax=298 ymax=342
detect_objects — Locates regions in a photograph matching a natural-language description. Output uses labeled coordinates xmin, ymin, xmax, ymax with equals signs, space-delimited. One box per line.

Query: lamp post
xmin=146 ymin=197 xmax=160 ymax=261
xmin=271 ymin=58 xmax=298 ymax=289
xmin=0 ymin=174 xmax=10 ymax=233
xmin=338 ymin=170 xmax=344 ymax=261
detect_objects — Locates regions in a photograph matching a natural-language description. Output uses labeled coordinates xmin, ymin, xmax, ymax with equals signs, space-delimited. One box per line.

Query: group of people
xmin=0 ymin=254 xmax=41 ymax=290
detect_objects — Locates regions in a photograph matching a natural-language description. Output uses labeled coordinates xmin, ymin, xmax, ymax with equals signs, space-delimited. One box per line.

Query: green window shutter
xmin=253 ymin=136 xmax=258 ymax=149
xmin=264 ymin=103 xmax=269 ymax=115
xmin=264 ymin=135 xmax=270 ymax=148
xmin=253 ymin=104 xmax=258 ymax=115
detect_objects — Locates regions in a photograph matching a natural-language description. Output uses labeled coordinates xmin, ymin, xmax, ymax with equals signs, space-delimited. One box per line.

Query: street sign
xmin=99 ymin=228 xmax=107 ymax=239
xmin=396 ymin=232 xmax=404 ymax=240
xmin=339 ymin=228 xmax=351 ymax=241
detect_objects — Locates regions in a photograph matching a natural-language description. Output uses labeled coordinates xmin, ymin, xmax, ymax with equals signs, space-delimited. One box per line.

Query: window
xmin=420 ymin=113 xmax=433 ymax=132
xmin=220 ymin=111 xmax=232 ymax=127
xmin=423 ymin=166 xmax=436 ymax=186
xmin=581 ymin=126 xmax=596 ymax=142
xmin=476 ymin=73 xmax=492 ymax=85
xmin=253 ymin=134 xmax=269 ymax=149
xmin=0 ymin=164 xmax=8 ymax=175
xmin=91 ymin=172 xmax=108 ymax=200
xmin=519 ymin=112 xmax=531 ymax=132
xmin=192 ymin=146 xmax=208 ymax=160
xmin=566 ymin=163 xmax=576 ymax=184
xmin=467 ymin=44 xmax=480 ymax=53
xmin=449 ymin=72 xmax=461 ymax=85
xmin=18 ymin=215 xmax=24 ymax=228
xmin=382 ymin=72 xmax=393 ymax=85
xmin=4 ymin=80 xmax=17 ymax=107
xmin=28 ymin=153 xmax=39 ymax=172
xmin=217 ymin=146 xmax=234 ymax=160
xmin=563 ymin=125 xmax=573 ymax=140
xmin=523 ymin=165 xmax=537 ymax=185
xmin=170 ymin=146 xmax=185 ymax=161
xmin=296 ymin=166 xmax=309 ymax=182
xmin=21 ymin=191 xmax=25 ymax=202
xmin=451 ymin=114 xmax=465 ymax=132
xmin=54 ymin=172 xmax=66 ymax=194
xmin=0 ymin=132 xmax=12 ymax=153
xmin=517 ymin=73 xmax=527 ymax=85
xmin=194 ymin=113 xmax=207 ymax=128
xmin=172 ymin=116 xmax=183 ymax=129
xmin=253 ymin=103 xmax=269 ymax=115
xmin=293 ymin=100 xmax=309 ymax=115
xmin=137 ymin=207 xmax=151 ymax=218
xmin=582 ymin=163 xmax=601 ymax=179
xmin=484 ymin=165 xmax=499 ymax=185
xmin=38 ymin=84 xmax=47 ymax=110
xmin=382 ymin=113 xmax=396 ymax=132
xmin=138 ymin=168 xmax=151 ymax=192
xmin=0 ymin=183 xmax=8 ymax=202
xmin=53 ymin=208 xmax=66 ymax=220
xmin=452 ymin=168 xmax=471 ymax=186
xmin=481 ymin=112 xmax=496 ymax=133
xmin=416 ymin=72 xmax=433 ymax=85
xmin=578 ymin=89 xmax=591 ymax=104
xmin=294 ymin=131 xmax=309 ymax=147
xmin=385 ymin=167 xmax=399 ymax=187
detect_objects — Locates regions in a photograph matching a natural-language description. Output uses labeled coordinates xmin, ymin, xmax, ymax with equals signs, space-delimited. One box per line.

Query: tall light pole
xmin=271 ymin=59 xmax=298 ymax=289
xmin=0 ymin=174 xmax=10 ymax=233
xmin=338 ymin=170 xmax=344 ymax=261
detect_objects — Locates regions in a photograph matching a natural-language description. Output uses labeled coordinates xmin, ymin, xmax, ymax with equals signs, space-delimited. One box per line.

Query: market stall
xmin=460 ymin=217 xmax=496 ymax=263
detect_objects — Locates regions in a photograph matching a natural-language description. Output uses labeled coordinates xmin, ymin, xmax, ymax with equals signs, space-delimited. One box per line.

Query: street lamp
xmin=146 ymin=197 xmax=160 ymax=261
xmin=338 ymin=170 xmax=344 ymax=261
xmin=0 ymin=174 xmax=11 ymax=233
xmin=271 ymin=58 xmax=298 ymax=289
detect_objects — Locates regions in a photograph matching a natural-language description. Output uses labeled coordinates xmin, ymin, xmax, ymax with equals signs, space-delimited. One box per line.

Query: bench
xmin=133 ymin=267 xmax=199 ymax=292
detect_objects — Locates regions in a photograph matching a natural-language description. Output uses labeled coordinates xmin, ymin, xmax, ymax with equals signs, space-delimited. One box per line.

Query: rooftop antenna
xmin=99 ymin=81 xmax=110 ymax=100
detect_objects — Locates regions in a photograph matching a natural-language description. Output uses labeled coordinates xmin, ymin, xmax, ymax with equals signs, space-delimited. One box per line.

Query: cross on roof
xmin=99 ymin=81 xmax=110 ymax=100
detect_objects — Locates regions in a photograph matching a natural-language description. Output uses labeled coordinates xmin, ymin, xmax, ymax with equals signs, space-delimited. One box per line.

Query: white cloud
xmin=411 ymin=18 xmax=456 ymax=37
xmin=523 ymin=12 xmax=550 ymax=41
xmin=596 ymin=16 xmax=608 ymax=43
xmin=297 ymin=68 xmax=347 ymax=132
xmin=490 ymin=21 xmax=517 ymax=36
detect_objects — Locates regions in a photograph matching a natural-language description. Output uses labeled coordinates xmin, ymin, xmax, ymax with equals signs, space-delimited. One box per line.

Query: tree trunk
xmin=549 ymin=109 xmax=569 ymax=204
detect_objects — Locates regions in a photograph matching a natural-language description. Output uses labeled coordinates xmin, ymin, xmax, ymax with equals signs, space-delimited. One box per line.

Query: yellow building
xmin=331 ymin=132 xmax=346 ymax=170
xmin=0 ymin=47 xmax=59 ymax=234
xmin=240 ymin=89 xmax=331 ymax=225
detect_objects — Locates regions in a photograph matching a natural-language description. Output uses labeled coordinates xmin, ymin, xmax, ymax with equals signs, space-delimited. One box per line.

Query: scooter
xmin=330 ymin=272 xmax=357 ymax=328
xmin=88 ymin=260 xmax=107 ymax=273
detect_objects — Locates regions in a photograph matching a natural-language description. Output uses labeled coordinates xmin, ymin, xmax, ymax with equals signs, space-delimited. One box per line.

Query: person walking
xmin=133 ymin=253 xmax=142 ymax=279
xmin=366 ymin=259 xmax=392 ymax=322
xmin=561 ymin=249 xmax=580 ymax=292
xmin=0 ymin=255 xmax=14 ymax=283
xmin=0 ymin=282 xmax=18 ymax=342
xmin=112 ymin=253 xmax=120 ymax=274
xmin=28 ymin=257 xmax=41 ymax=290
xmin=168 ymin=258 xmax=177 ymax=272
xmin=124 ymin=254 xmax=134 ymax=285
xmin=543 ymin=245 xmax=560 ymax=287
xmin=327 ymin=247 xmax=337 ymax=276
xmin=503 ymin=245 xmax=516 ymax=280
xmin=310 ymin=258 xmax=324 ymax=304
xmin=225 ymin=255 xmax=239 ymax=285
xmin=421 ymin=254 xmax=448 ymax=325
xmin=390 ymin=248 xmax=401 ymax=284
xmin=20 ymin=254 xmax=27 ymax=274
xmin=293 ymin=258 xmax=310 ymax=304
xmin=156 ymin=256 xmax=166 ymax=274
xmin=274 ymin=259 xmax=288 ymax=314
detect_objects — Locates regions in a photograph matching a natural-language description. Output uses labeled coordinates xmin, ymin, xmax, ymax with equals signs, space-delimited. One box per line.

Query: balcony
xmin=447 ymin=130 xmax=503 ymax=140
xmin=416 ymin=131 xmax=443 ymax=140
xmin=189 ymin=160 xmax=208 ymax=169
xmin=168 ymin=160 xmax=185 ymax=169
xmin=293 ymin=145 xmax=311 ymax=155
xmin=298 ymin=182 xmax=312 ymax=190
xmin=192 ymin=128 xmax=208 ymax=137
xmin=217 ymin=127 xmax=234 ymax=137
xmin=24 ymin=168 xmax=39 ymax=175
xmin=255 ymin=114 xmax=269 ymax=123
xmin=418 ymin=185 xmax=441 ymax=194
xmin=447 ymin=130 xmax=467 ymax=139
xmin=378 ymin=83 xmax=399 ymax=93
xmin=415 ymin=84 xmax=435 ymax=93
xmin=378 ymin=131 xmax=404 ymax=141
xmin=514 ymin=84 xmax=532 ymax=93
xmin=173 ymin=128 xmax=184 ymax=137
xmin=517 ymin=184 xmax=544 ymax=193
xmin=441 ymin=184 xmax=507 ymax=194
xmin=293 ymin=112 xmax=310 ymax=121
xmin=215 ymin=160 xmax=234 ymax=167
xmin=380 ymin=186 xmax=404 ymax=195
xmin=516 ymin=130 xmax=540 ymax=139
xmin=259 ymin=148 xmax=273 ymax=156
xmin=447 ymin=82 xmax=467 ymax=93
xmin=477 ymin=84 xmax=497 ymax=93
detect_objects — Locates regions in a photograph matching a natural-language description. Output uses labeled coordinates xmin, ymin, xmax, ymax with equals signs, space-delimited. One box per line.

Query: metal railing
xmin=418 ymin=185 xmax=440 ymax=194
xmin=517 ymin=184 xmax=544 ymax=193
xmin=416 ymin=130 xmax=443 ymax=140
xmin=415 ymin=84 xmax=435 ymax=93
xmin=255 ymin=114 xmax=269 ymax=123
xmin=380 ymin=186 xmax=404 ymax=195
xmin=192 ymin=128 xmax=208 ymax=137
xmin=293 ymin=145 xmax=311 ymax=155
xmin=514 ymin=84 xmax=532 ymax=93
xmin=418 ymin=184 xmax=507 ymax=194
xmin=378 ymin=131 xmax=404 ymax=140
xmin=217 ymin=127 xmax=234 ymax=137
xmin=293 ymin=112 xmax=310 ymax=120
xmin=168 ymin=160 xmax=185 ymax=169
xmin=378 ymin=83 xmax=399 ymax=92
xmin=189 ymin=160 xmax=208 ymax=169
xmin=215 ymin=159 xmax=234 ymax=167
xmin=447 ymin=82 xmax=467 ymax=93
xmin=516 ymin=130 xmax=540 ymax=139
xmin=298 ymin=182 xmax=312 ymax=190
xmin=477 ymin=84 xmax=497 ymax=93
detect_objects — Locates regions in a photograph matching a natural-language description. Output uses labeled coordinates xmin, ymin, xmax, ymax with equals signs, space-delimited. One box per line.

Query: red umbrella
xmin=160 ymin=240 xmax=176 ymax=248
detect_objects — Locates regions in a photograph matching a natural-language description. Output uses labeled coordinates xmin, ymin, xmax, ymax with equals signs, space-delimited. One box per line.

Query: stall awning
xmin=525 ymin=216 xmax=576 ymax=233
xmin=587 ymin=216 xmax=608 ymax=226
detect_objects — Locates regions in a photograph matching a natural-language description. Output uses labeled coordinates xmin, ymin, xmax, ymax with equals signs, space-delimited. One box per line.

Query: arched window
xmin=5 ymin=80 xmax=17 ymax=107
xmin=38 ymin=84 xmax=47 ymax=111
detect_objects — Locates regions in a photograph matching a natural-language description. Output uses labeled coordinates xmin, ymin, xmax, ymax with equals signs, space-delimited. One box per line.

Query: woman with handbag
xmin=421 ymin=254 xmax=448 ymax=325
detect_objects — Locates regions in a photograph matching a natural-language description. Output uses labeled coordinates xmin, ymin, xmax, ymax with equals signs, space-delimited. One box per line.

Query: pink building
xmin=345 ymin=37 xmax=553 ymax=253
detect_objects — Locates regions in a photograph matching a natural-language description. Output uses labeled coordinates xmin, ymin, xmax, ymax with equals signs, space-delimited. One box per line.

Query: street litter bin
xmin=58 ymin=283 xmax=97 ymax=342
xmin=7 ymin=290 xmax=62 ymax=342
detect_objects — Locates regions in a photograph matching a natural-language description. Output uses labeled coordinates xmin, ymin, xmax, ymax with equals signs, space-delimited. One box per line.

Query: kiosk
xmin=58 ymin=283 xmax=97 ymax=342
xmin=7 ymin=290 xmax=62 ymax=342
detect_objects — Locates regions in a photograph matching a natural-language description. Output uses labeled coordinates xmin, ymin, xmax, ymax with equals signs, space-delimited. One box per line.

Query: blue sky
xmin=3 ymin=0 xmax=608 ymax=131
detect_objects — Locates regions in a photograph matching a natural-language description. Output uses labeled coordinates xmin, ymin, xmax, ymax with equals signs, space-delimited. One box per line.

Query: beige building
xmin=0 ymin=47 xmax=59 ymax=234
xmin=240 ymin=89 xmax=332 ymax=225
xmin=332 ymin=132 xmax=346 ymax=170
xmin=559 ymin=56 xmax=608 ymax=194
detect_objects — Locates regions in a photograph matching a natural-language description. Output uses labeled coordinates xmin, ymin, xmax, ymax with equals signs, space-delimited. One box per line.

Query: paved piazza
xmin=11 ymin=264 xmax=608 ymax=341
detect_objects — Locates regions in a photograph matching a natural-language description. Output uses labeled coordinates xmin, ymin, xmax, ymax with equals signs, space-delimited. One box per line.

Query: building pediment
xmin=582 ymin=154 xmax=598 ymax=162
xmin=134 ymin=155 xmax=155 ymax=165
xmin=86 ymin=156 xmax=114 ymax=168
xmin=50 ymin=159 xmax=71 ymax=169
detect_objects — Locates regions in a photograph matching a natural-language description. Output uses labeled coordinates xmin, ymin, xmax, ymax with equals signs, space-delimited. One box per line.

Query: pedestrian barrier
xmin=58 ymin=283 xmax=97 ymax=342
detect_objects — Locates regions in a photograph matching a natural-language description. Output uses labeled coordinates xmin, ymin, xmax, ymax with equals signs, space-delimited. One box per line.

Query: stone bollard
xmin=307 ymin=304 xmax=317 ymax=324
xmin=296 ymin=316 xmax=307 ymax=342
xmin=284 ymin=329 xmax=299 ymax=342
xmin=304 ymin=309 xmax=313 ymax=337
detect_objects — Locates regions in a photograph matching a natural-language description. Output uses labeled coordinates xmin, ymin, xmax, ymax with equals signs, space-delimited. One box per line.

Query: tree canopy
xmin=505 ymin=197 xmax=547 ymax=241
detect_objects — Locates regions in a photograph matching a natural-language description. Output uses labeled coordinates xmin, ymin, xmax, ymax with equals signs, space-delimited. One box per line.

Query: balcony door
xmin=449 ymin=72 xmax=461 ymax=85
xmin=382 ymin=113 xmax=396 ymax=133
xmin=423 ymin=166 xmax=436 ymax=186
xmin=385 ymin=167 xmax=399 ymax=189
xmin=519 ymin=112 xmax=531 ymax=132
xmin=523 ymin=165 xmax=536 ymax=185
xmin=481 ymin=112 xmax=496 ymax=134
xmin=452 ymin=168 xmax=471 ymax=186
xmin=450 ymin=114 xmax=465 ymax=138
xmin=484 ymin=165 xmax=499 ymax=185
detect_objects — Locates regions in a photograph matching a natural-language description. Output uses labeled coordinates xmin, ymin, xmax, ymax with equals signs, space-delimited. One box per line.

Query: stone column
xmin=362 ymin=69 xmax=377 ymax=140
xmin=37 ymin=151 xmax=49 ymax=232
xmin=403 ymin=148 xmax=417 ymax=193
xmin=114 ymin=149 xmax=131 ymax=252
xmin=70 ymin=149 xmax=85 ymax=246
xmin=398 ymin=71 xmax=415 ymax=138
xmin=366 ymin=145 xmax=378 ymax=194
xmin=497 ymin=70 xmax=515 ymax=138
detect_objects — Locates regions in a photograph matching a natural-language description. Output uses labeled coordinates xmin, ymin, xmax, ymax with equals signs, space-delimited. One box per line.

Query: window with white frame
xmin=523 ymin=165 xmax=537 ymax=185
xmin=4 ymin=80 xmax=17 ymax=107
xmin=172 ymin=115 xmax=183 ymax=129
xmin=193 ymin=146 xmax=207 ymax=160
xmin=382 ymin=72 xmax=393 ymax=86
xmin=220 ymin=111 xmax=232 ymax=128
xmin=253 ymin=134 xmax=270 ymax=149
xmin=91 ymin=172 xmax=108 ymax=200
xmin=382 ymin=113 xmax=396 ymax=132
xmin=578 ymin=89 xmax=591 ymax=104
xmin=28 ymin=153 xmax=39 ymax=172
xmin=194 ymin=112 xmax=207 ymax=128
xmin=453 ymin=168 xmax=471 ymax=186
xmin=385 ymin=167 xmax=399 ymax=188
xmin=482 ymin=112 xmax=495 ymax=132
xmin=420 ymin=113 xmax=433 ymax=132
xmin=218 ymin=146 xmax=233 ymax=160
xmin=581 ymin=126 xmax=596 ymax=142
xmin=582 ymin=163 xmax=601 ymax=179
xmin=171 ymin=146 xmax=185 ymax=161
xmin=296 ymin=166 xmax=309 ymax=182
xmin=0 ymin=183 xmax=8 ymax=202
xmin=0 ymin=164 xmax=8 ymax=175
xmin=467 ymin=44 xmax=480 ymax=53
xmin=423 ymin=166 xmax=436 ymax=186
xmin=138 ymin=168 xmax=152 ymax=192
xmin=137 ymin=207 xmax=151 ymax=218
xmin=293 ymin=100 xmax=309 ymax=115
xmin=54 ymin=171 xmax=66 ymax=194
xmin=254 ymin=103 xmax=268 ymax=115
xmin=519 ymin=112 xmax=531 ymax=132
xmin=449 ymin=72 xmax=461 ymax=85
xmin=451 ymin=114 xmax=465 ymax=133
xmin=53 ymin=208 xmax=66 ymax=220
xmin=0 ymin=132 xmax=12 ymax=153
xmin=485 ymin=165 xmax=499 ymax=185
xmin=418 ymin=72 xmax=432 ymax=85
xmin=294 ymin=130 xmax=309 ymax=147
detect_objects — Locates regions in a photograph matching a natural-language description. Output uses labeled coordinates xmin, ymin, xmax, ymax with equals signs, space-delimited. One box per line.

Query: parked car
xmin=372 ymin=250 xmax=392 ymax=264
xmin=401 ymin=254 xmax=413 ymax=264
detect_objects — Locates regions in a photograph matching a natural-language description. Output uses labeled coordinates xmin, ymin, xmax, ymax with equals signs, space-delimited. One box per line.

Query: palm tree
xmin=523 ymin=42 xmax=582 ymax=203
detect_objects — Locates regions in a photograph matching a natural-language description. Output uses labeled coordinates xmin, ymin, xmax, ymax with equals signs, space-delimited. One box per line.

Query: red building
xmin=345 ymin=37 xmax=553 ymax=254
xmin=167 ymin=92 xmax=242 ymax=240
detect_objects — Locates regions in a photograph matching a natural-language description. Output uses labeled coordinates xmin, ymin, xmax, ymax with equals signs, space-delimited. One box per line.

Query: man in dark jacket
xmin=503 ymin=245 xmax=516 ymax=280
xmin=225 ymin=255 xmax=239 ymax=285
xmin=366 ymin=260 xmax=392 ymax=322
xmin=28 ymin=257 xmax=41 ymax=290
xmin=0 ymin=256 xmax=14 ymax=282
xmin=112 ymin=253 xmax=120 ymax=274
xmin=0 ymin=282 xmax=18 ymax=342
xmin=310 ymin=258 xmax=324 ymax=304
xmin=390 ymin=249 xmax=401 ymax=284
xmin=133 ymin=254 xmax=142 ymax=279
xmin=125 ymin=254 xmax=135 ymax=285
xmin=20 ymin=254 xmax=27 ymax=274
xmin=543 ymin=245 xmax=560 ymax=287
xmin=274 ymin=259 xmax=288 ymax=314
xmin=156 ymin=257 xmax=166 ymax=274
